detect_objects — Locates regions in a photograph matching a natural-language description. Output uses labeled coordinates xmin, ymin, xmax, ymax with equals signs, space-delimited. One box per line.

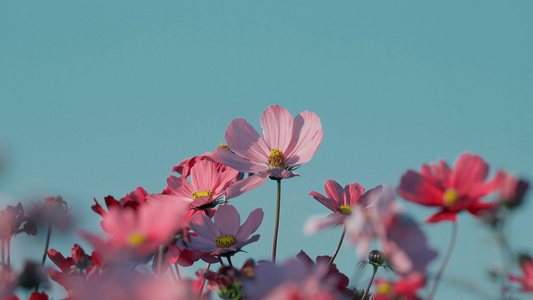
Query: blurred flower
xmin=373 ymin=272 xmax=425 ymax=300
xmin=30 ymin=196 xmax=70 ymax=230
xmin=18 ymin=261 xmax=48 ymax=290
xmin=185 ymin=204 xmax=263 ymax=257
xmin=495 ymin=171 xmax=529 ymax=209
xmin=0 ymin=271 xmax=18 ymax=299
xmin=92 ymin=187 xmax=148 ymax=217
xmin=29 ymin=291 xmax=48 ymax=300
xmin=398 ymin=153 xmax=499 ymax=223
xmin=0 ymin=203 xmax=36 ymax=241
xmin=213 ymin=105 xmax=323 ymax=198
xmin=305 ymin=180 xmax=382 ymax=233
xmin=508 ymin=254 xmax=533 ymax=292
xmin=80 ymin=198 xmax=187 ymax=261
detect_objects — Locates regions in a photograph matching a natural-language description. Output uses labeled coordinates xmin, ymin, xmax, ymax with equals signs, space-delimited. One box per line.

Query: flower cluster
xmin=0 ymin=105 xmax=529 ymax=300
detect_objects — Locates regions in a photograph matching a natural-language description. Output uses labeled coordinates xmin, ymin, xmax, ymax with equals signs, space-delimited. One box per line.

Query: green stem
xmin=197 ymin=263 xmax=211 ymax=297
xmin=362 ymin=265 xmax=378 ymax=299
xmin=41 ymin=226 xmax=52 ymax=266
xmin=427 ymin=221 xmax=458 ymax=300
xmin=328 ymin=227 xmax=346 ymax=267
xmin=272 ymin=178 xmax=282 ymax=263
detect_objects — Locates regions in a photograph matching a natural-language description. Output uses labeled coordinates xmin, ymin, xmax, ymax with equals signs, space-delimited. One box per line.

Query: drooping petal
xmin=166 ymin=176 xmax=195 ymax=199
xmin=214 ymin=204 xmax=240 ymax=236
xmin=425 ymin=210 xmax=457 ymax=223
xmin=358 ymin=185 xmax=383 ymax=208
xmin=186 ymin=236 xmax=218 ymax=253
xmin=309 ymin=191 xmax=338 ymax=212
xmin=285 ymin=111 xmax=323 ymax=166
xmin=234 ymin=234 xmax=260 ymax=250
xmin=235 ymin=208 xmax=264 ymax=241
xmin=224 ymin=118 xmax=270 ymax=163
xmin=225 ymin=172 xmax=270 ymax=200
xmin=304 ymin=214 xmax=342 ymax=234
xmin=260 ymin=105 xmax=294 ymax=152
xmin=213 ymin=147 xmax=267 ymax=173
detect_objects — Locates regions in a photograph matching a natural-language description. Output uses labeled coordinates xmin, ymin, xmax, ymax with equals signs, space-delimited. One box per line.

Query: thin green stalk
xmin=272 ymin=178 xmax=282 ymax=263
xmin=362 ymin=265 xmax=378 ymax=299
xmin=197 ymin=263 xmax=211 ymax=297
xmin=427 ymin=221 xmax=458 ymax=300
xmin=328 ymin=227 xmax=346 ymax=267
xmin=41 ymin=226 xmax=52 ymax=266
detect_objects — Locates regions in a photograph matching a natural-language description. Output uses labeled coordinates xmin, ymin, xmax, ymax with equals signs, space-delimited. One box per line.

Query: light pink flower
xmin=213 ymin=105 xmax=323 ymax=198
xmin=398 ymin=153 xmax=499 ymax=223
xmin=305 ymin=180 xmax=382 ymax=233
xmin=80 ymin=199 xmax=187 ymax=260
xmin=185 ymin=204 xmax=263 ymax=256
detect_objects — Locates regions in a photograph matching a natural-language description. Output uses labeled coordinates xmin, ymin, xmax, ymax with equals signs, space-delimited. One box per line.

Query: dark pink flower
xmin=508 ymin=254 xmax=533 ymax=292
xmin=186 ymin=204 xmax=263 ymax=256
xmin=306 ymin=180 xmax=382 ymax=233
xmin=29 ymin=292 xmax=48 ymax=300
xmin=398 ymin=153 xmax=499 ymax=223
xmin=495 ymin=171 xmax=529 ymax=208
xmin=213 ymin=105 xmax=323 ymax=198
xmin=47 ymin=245 xmax=102 ymax=292
xmin=92 ymin=187 xmax=148 ymax=217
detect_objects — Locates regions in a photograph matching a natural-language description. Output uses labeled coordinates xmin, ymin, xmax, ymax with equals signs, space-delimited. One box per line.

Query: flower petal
xmin=190 ymin=160 xmax=219 ymax=193
xmin=285 ymin=111 xmax=323 ymax=166
xmin=224 ymin=118 xmax=270 ymax=163
xmin=213 ymin=147 xmax=267 ymax=173
xmin=235 ymin=208 xmax=264 ymax=241
xmin=260 ymin=105 xmax=294 ymax=152
xmin=214 ymin=204 xmax=240 ymax=236
xmin=189 ymin=214 xmax=220 ymax=241
xmin=225 ymin=172 xmax=270 ymax=200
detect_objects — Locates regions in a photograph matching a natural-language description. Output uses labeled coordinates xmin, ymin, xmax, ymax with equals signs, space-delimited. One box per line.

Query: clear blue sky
xmin=1 ymin=1 xmax=532 ymax=299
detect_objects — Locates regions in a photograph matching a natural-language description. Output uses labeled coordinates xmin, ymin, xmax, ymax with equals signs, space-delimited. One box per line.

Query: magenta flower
xmin=213 ymin=105 xmax=323 ymax=198
xmin=398 ymin=153 xmax=499 ymax=223
xmin=305 ymin=180 xmax=382 ymax=233
xmin=186 ymin=204 xmax=263 ymax=256
xmin=508 ymin=255 xmax=533 ymax=292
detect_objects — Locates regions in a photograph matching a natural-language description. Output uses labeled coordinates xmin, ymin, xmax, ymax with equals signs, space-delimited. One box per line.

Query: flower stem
xmin=6 ymin=238 xmax=10 ymax=270
xmin=427 ymin=221 xmax=458 ymax=300
xmin=157 ymin=245 xmax=164 ymax=275
xmin=40 ymin=226 xmax=52 ymax=266
xmin=328 ymin=226 xmax=346 ymax=267
xmin=197 ymin=263 xmax=211 ymax=297
xmin=1 ymin=239 xmax=5 ymax=273
xmin=226 ymin=256 xmax=233 ymax=267
xmin=272 ymin=178 xmax=282 ymax=263
xmin=174 ymin=263 xmax=182 ymax=280
xmin=362 ymin=265 xmax=378 ymax=299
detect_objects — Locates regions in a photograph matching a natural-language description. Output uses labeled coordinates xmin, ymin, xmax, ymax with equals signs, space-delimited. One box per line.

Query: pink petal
xmin=358 ymin=185 xmax=383 ymax=208
xmin=235 ymin=208 xmax=264 ymax=241
xmin=214 ymin=204 xmax=240 ymax=236
xmin=324 ymin=180 xmax=344 ymax=205
xmin=285 ymin=111 xmax=323 ymax=166
xmin=304 ymin=215 xmax=342 ymax=234
xmin=234 ymin=234 xmax=260 ymax=249
xmin=189 ymin=214 xmax=220 ymax=241
xmin=224 ymin=118 xmax=270 ymax=163
xmin=345 ymin=183 xmax=364 ymax=206
xmin=309 ymin=191 xmax=338 ymax=212
xmin=268 ymin=169 xmax=300 ymax=179
xmin=425 ymin=211 xmax=457 ymax=223
xmin=186 ymin=236 xmax=218 ymax=253
xmin=190 ymin=160 xmax=219 ymax=192
xmin=166 ymin=176 xmax=195 ymax=199
xmin=225 ymin=172 xmax=270 ymax=200
xmin=213 ymin=147 xmax=267 ymax=173
xmin=260 ymin=105 xmax=294 ymax=152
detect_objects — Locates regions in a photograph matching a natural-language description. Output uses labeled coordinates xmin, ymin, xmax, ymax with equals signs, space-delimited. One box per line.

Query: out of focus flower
xmin=0 ymin=271 xmax=18 ymax=299
xmin=47 ymin=244 xmax=102 ymax=292
xmin=508 ymin=254 xmax=533 ymax=292
xmin=496 ymin=171 xmax=529 ymax=209
xmin=306 ymin=180 xmax=382 ymax=233
xmin=213 ymin=105 xmax=323 ymax=198
xmin=92 ymin=187 xmax=149 ymax=217
xmin=80 ymin=198 xmax=187 ymax=260
xmin=185 ymin=204 xmax=263 ymax=257
xmin=30 ymin=196 xmax=70 ymax=229
xmin=18 ymin=261 xmax=47 ymax=290
xmin=398 ymin=153 xmax=498 ymax=223
xmin=296 ymin=251 xmax=352 ymax=297
xmin=0 ymin=203 xmax=36 ymax=241
xmin=29 ymin=291 xmax=48 ymax=300
xmin=373 ymin=272 xmax=425 ymax=300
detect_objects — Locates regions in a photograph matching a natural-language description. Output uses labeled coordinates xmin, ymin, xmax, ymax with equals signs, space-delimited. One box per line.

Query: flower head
xmin=508 ymin=254 xmax=533 ymax=292
xmin=373 ymin=272 xmax=425 ymax=300
xmin=185 ymin=204 xmax=263 ymax=257
xmin=92 ymin=187 xmax=149 ymax=217
xmin=398 ymin=153 xmax=499 ymax=223
xmin=213 ymin=105 xmax=323 ymax=198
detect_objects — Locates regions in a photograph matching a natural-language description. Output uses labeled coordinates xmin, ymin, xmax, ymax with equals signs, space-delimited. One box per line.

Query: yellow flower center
xmin=192 ymin=189 xmax=213 ymax=200
xmin=268 ymin=149 xmax=286 ymax=168
xmin=218 ymin=143 xmax=233 ymax=153
xmin=339 ymin=205 xmax=352 ymax=215
xmin=128 ymin=232 xmax=146 ymax=246
xmin=376 ymin=283 xmax=392 ymax=294
xmin=215 ymin=235 xmax=237 ymax=248
xmin=443 ymin=188 xmax=460 ymax=206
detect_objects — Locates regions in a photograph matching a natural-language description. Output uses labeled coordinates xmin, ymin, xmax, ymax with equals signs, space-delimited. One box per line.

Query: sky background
xmin=1 ymin=1 xmax=533 ymax=299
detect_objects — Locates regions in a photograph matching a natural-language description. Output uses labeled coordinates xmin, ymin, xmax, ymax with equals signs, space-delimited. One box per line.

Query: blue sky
xmin=1 ymin=1 xmax=532 ymax=299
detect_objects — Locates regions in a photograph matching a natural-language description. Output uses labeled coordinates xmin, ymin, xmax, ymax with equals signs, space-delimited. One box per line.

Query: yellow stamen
xmin=443 ymin=188 xmax=459 ymax=206
xmin=128 ymin=232 xmax=146 ymax=246
xmin=215 ymin=235 xmax=237 ymax=248
xmin=218 ymin=143 xmax=233 ymax=153
xmin=339 ymin=205 xmax=352 ymax=215
xmin=376 ymin=283 xmax=392 ymax=294
xmin=268 ymin=149 xmax=286 ymax=168
xmin=192 ymin=189 xmax=213 ymax=200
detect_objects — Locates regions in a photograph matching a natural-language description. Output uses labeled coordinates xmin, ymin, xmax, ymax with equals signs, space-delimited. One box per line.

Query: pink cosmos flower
xmin=213 ymin=105 xmax=323 ymax=198
xmin=373 ymin=272 xmax=425 ymax=300
xmin=305 ymin=180 xmax=382 ymax=233
xmin=185 ymin=204 xmax=263 ymax=256
xmin=508 ymin=255 xmax=533 ymax=292
xmin=495 ymin=171 xmax=529 ymax=208
xmin=80 ymin=198 xmax=187 ymax=260
xmin=92 ymin=187 xmax=149 ymax=217
xmin=398 ymin=153 xmax=499 ymax=223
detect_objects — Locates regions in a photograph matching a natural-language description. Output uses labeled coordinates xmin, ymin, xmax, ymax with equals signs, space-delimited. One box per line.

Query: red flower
xmin=29 ymin=292 xmax=48 ymax=300
xmin=398 ymin=153 xmax=499 ymax=223
xmin=508 ymin=254 xmax=533 ymax=292
xmin=92 ymin=187 xmax=148 ymax=217
xmin=373 ymin=272 xmax=425 ymax=300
